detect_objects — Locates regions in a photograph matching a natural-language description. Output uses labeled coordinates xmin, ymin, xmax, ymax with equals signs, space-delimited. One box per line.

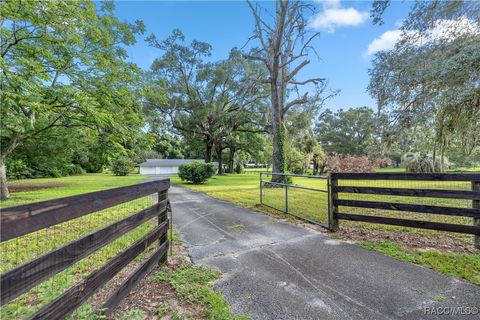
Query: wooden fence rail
xmin=330 ymin=173 xmax=480 ymax=248
xmin=0 ymin=179 xmax=170 ymax=319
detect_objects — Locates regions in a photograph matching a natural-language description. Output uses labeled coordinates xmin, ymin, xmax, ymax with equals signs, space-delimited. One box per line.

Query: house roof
xmin=139 ymin=159 xmax=204 ymax=167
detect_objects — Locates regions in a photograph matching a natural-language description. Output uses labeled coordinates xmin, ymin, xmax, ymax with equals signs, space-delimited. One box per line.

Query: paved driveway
xmin=154 ymin=183 xmax=479 ymax=320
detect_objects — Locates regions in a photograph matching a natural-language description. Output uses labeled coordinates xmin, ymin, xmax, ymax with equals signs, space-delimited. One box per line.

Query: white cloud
xmin=310 ymin=1 xmax=368 ymax=33
xmin=365 ymin=29 xmax=403 ymax=56
xmin=319 ymin=0 xmax=341 ymax=9
xmin=364 ymin=17 xmax=479 ymax=57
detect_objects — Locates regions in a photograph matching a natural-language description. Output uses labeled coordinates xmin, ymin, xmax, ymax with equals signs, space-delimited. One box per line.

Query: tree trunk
xmin=270 ymin=78 xmax=287 ymax=183
xmin=216 ymin=144 xmax=224 ymax=175
xmin=0 ymin=135 xmax=18 ymax=200
xmin=440 ymin=138 xmax=446 ymax=173
xmin=319 ymin=162 xmax=326 ymax=175
xmin=271 ymin=115 xmax=286 ymax=183
xmin=227 ymin=147 xmax=236 ymax=173
xmin=205 ymin=137 xmax=213 ymax=163
xmin=313 ymin=160 xmax=318 ymax=175
xmin=0 ymin=157 xmax=10 ymax=200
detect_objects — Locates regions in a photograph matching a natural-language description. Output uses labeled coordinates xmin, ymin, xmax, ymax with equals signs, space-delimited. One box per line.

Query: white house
xmin=139 ymin=159 xmax=204 ymax=175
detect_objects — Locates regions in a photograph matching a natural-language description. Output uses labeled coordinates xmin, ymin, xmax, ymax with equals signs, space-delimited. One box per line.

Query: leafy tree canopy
xmin=315 ymin=107 xmax=379 ymax=156
xmin=0 ymin=0 xmax=151 ymax=199
xmin=368 ymin=0 xmax=480 ymax=168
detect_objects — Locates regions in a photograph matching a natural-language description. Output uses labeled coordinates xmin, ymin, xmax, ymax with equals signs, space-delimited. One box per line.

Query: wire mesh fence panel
xmin=333 ymin=174 xmax=479 ymax=245
xmin=260 ymin=173 xmax=330 ymax=228
xmin=0 ymin=196 xmax=154 ymax=273
xmin=287 ymin=186 xmax=329 ymax=225
xmin=0 ymin=191 xmax=165 ymax=320
xmin=261 ymin=182 xmax=286 ymax=213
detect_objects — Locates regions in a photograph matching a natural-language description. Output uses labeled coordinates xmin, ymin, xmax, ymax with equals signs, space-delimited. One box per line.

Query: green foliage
xmin=287 ymin=148 xmax=309 ymax=175
xmin=275 ymin=121 xmax=288 ymax=175
xmin=110 ymin=157 xmax=135 ymax=176
xmin=433 ymin=294 xmax=446 ymax=302
xmin=5 ymin=128 xmax=89 ymax=179
xmin=5 ymin=159 xmax=32 ymax=179
xmin=153 ymin=264 xmax=248 ymax=320
xmin=315 ymin=107 xmax=379 ymax=156
xmin=65 ymin=164 xmax=86 ymax=176
xmin=0 ymin=0 xmax=153 ymax=197
xmin=311 ymin=145 xmax=326 ymax=174
xmin=154 ymin=134 xmax=185 ymax=159
xmin=69 ymin=304 xmax=98 ymax=320
xmin=360 ymin=240 xmax=480 ymax=285
xmin=118 ymin=309 xmax=147 ymax=320
xmin=368 ymin=1 xmax=480 ymax=166
xmin=178 ymin=162 xmax=216 ymax=184
xmin=228 ymin=224 xmax=245 ymax=230
xmin=234 ymin=162 xmax=244 ymax=174
xmin=172 ymin=312 xmax=193 ymax=320
xmin=401 ymin=152 xmax=442 ymax=173
xmin=156 ymin=300 xmax=173 ymax=317
xmin=145 ymin=30 xmax=267 ymax=168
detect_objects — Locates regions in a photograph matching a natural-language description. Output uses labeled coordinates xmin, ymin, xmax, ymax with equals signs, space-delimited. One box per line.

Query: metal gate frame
xmin=260 ymin=172 xmax=332 ymax=230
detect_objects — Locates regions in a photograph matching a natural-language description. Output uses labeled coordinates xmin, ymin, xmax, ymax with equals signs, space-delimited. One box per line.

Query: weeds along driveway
xmin=154 ymin=184 xmax=479 ymax=320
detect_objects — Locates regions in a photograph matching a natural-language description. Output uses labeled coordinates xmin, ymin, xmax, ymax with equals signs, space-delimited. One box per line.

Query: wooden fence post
xmin=330 ymin=173 xmax=339 ymax=231
xmin=473 ymin=181 xmax=480 ymax=249
xmin=158 ymin=189 xmax=169 ymax=264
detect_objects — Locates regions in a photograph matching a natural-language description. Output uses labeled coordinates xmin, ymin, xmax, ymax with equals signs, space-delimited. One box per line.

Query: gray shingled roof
xmin=139 ymin=159 xmax=204 ymax=167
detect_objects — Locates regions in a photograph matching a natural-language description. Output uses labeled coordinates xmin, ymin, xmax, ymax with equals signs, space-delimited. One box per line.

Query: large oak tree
xmin=145 ymin=30 xmax=267 ymax=174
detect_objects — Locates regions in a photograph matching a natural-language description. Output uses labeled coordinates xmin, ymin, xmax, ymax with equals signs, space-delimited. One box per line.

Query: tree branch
xmin=284 ymin=92 xmax=308 ymax=113
xmin=289 ymin=78 xmax=325 ymax=85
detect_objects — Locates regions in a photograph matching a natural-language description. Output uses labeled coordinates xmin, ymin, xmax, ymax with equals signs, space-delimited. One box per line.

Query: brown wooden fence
xmin=330 ymin=173 xmax=480 ymax=247
xmin=0 ymin=179 xmax=170 ymax=319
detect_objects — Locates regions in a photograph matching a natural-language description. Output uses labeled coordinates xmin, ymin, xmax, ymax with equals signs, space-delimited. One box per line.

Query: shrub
xmin=5 ymin=159 xmax=33 ymax=179
xmin=372 ymin=156 xmax=392 ymax=168
xmin=234 ymin=162 xmax=244 ymax=174
xmin=178 ymin=161 xmax=216 ymax=184
xmin=65 ymin=164 xmax=86 ymax=176
xmin=287 ymin=149 xmax=309 ymax=175
xmin=110 ymin=157 xmax=134 ymax=176
xmin=326 ymin=154 xmax=374 ymax=173
xmin=401 ymin=152 xmax=442 ymax=173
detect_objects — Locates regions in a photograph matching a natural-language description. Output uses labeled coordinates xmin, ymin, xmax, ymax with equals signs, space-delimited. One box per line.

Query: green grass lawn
xmin=171 ymin=172 xmax=480 ymax=285
xmin=2 ymin=173 xmax=146 ymax=207
xmin=0 ymin=173 xmax=157 ymax=319
xmin=1 ymin=173 xmax=246 ymax=320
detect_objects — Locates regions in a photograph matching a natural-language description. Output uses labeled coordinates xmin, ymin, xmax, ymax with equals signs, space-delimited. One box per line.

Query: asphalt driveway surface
xmin=152 ymin=182 xmax=479 ymax=320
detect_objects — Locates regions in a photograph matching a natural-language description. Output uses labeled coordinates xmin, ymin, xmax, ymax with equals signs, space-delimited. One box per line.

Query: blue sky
xmin=114 ymin=1 xmax=412 ymax=111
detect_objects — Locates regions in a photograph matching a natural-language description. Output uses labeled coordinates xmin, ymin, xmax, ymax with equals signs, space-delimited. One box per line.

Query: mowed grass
xmin=0 ymin=173 xmax=158 ymax=319
xmin=171 ymin=172 xmax=480 ymax=285
xmin=2 ymin=173 xmax=146 ymax=207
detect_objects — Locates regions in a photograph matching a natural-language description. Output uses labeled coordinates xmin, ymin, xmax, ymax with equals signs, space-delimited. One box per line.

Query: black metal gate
xmin=260 ymin=172 xmax=332 ymax=229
